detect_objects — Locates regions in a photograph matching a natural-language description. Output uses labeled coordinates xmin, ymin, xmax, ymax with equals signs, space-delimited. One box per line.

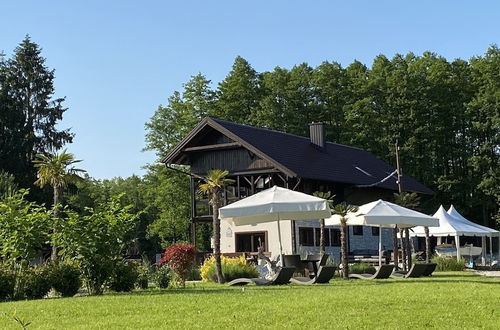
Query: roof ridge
xmin=209 ymin=117 xmax=366 ymax=152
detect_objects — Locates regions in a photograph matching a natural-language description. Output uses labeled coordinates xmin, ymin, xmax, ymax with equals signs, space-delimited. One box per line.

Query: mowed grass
xmin=1 ymin=272 xmax=499 ymax=329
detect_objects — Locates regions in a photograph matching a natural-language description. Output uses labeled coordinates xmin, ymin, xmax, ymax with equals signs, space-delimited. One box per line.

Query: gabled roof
xmin=164 ymin=117 xmax=433 ymax=195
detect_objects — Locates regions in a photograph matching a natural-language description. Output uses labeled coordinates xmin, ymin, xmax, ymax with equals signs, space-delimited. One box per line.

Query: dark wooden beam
xmin=183 ymin=142 xmax=240 ymax=152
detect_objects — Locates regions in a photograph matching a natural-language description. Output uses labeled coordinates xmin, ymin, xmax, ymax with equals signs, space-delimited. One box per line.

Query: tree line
xmin=145 ymin=50 xmax=500 ymax=228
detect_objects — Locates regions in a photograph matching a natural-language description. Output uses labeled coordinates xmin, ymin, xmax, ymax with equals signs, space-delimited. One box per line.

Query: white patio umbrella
xmin=325 ymin=199 xmax=439 ymax=266
xmin=218 ymin=186 xmax=331 ymax=264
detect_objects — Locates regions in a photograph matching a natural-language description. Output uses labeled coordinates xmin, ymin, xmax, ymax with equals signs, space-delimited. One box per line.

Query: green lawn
xmin=1 ymin=272 xmax=499 ymax=329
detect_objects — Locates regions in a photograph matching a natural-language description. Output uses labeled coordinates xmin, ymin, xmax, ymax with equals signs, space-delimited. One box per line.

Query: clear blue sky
xmin=1 ymin=1 xmax=498 ymax=179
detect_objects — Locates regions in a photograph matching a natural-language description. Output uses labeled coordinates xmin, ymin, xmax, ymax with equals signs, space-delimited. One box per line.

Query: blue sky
xmin=1 ymin=1 xmax=498 ymax=179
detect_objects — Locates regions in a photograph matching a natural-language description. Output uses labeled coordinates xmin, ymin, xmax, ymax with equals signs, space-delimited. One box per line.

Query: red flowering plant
xmin=160 ymin=244 xmax=196 ymax=286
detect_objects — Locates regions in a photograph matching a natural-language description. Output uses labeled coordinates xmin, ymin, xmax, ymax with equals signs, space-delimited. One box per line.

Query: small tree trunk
xmin=51 ymin=186 xmax=62 ymax=261
xmin=212 ymin=193 xmax=225 ymax=284
xmin=424 ymin=226 xmax=431 ymax=263
xmin=400 ymin=228 xmax=407 ymax=272
xmin=392 ymin=227 xmax=399 ymax=270
xmin=319 ymin=218 xmax=325 ymax=255
xmin=405 ymin=228 xmax=411 ymax=269
xmin=340 ymin=220 xmax=349 ymax=279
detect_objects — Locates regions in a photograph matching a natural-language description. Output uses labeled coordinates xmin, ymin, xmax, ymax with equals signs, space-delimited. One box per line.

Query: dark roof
xmin=166 ymin=117 xmax=434 ymax=195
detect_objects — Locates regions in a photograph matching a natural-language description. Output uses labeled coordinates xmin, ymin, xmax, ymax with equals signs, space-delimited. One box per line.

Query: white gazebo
xmin=448 ymin=205 xmax=499 ymax=263
xmin=325 ymin=199 xmax=439 ymax=266
xmin=218 ymin=186 xmax=331 ymax=263
xmin=410 ymin=205 xmax=497 ymax=262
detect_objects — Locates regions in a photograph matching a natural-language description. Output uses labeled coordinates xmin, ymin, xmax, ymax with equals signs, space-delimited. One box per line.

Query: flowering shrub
xmin=200 ymin=256 xmax=259 ymax=282
xmin=160 ymin=244 xmax=196 ymax=286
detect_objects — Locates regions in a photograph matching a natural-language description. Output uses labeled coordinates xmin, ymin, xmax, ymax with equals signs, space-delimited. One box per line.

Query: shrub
xmin=109 ymin=262 xmax=139 ymax=292
xmin=49 ymin=260 xmax=82 ymax=297
xmin=0 ymin=264 xmax=15 ymax=301
xmin=17 ymin=265 xmax=52 ymax=300
xmin=200 ymin=256 xmax=259 ymax=282
xmin=431 ymin=256 xmax=466 ymax=271
xmin=153 ymin=266 xmax=171 ymax=289
xmin=187 ymin=267 xmax=201 ymax=281
xmin=349 ymin=263 xmax=376 ymax=275
xmin=160 ymin=244 xmax=196 ymax=286
xmin=136 ymin=265 xmax=150 ymax=289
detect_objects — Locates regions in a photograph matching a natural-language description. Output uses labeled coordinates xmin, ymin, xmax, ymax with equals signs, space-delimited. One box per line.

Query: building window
xmin=372 ymin=227 xmax=380 ymax=236
xmin=353 ymin=226 xmax=364 ymax=236
xmin=330 ymin=229 xmax=341 ymax=246
xmin=235 ymin=232 xmax=266 ymax=252
xmin=299 ymin=227 xmax=314 ymax=246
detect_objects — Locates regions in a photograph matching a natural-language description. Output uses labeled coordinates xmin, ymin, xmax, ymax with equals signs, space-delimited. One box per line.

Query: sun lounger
xmin=421 ymin=263 xmax=437 ymax=276
xmin=290 ymin=265 xmax=336 ymax=285
xmin=348 ymin=264 xmax=394 ymax=280
xmin=227 ymin=267 xmax=296 ymax=286
xmin=390 ymin=263 xmax=427 ymax=278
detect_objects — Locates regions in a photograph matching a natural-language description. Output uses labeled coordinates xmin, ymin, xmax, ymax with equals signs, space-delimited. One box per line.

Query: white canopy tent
xmin=325 ymin=199 xmax=439 ymax=266
xmin=218 ymin=186 xmax=331 ymax=263
xmin=410 ymin=206 xmax=493 ymax=261
xmin=448 ymin=205 xmax=499 ymax=263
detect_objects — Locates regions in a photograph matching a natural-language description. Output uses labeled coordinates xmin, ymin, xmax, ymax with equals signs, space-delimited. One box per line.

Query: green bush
xmin=0 ymin=264 xmax=15 ymax=301
xmin=136 ymin=265 xmax=150 ymax=289
xmin=349 ymin=263 xmax=376 ymax=275
xmin=153 ymin=266 xmax=171 ymax=289
xmin=50 ymin=260 xmax=82 ymax=297
xmin=18 ymin=265 xmax=52 ymax=300
xmin=187 ymin=267 xmax=201 ymax=281
xmin=431 ymin=256 xmax=466 ymax=271
xmin=109 ymin=262 xmax=139 ymax=292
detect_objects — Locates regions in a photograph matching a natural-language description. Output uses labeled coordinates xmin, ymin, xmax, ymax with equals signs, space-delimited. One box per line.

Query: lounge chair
xmin=348 ymin=264 xmax=394 ymax=280
xmin=421 ymin=263 xmax=437 ymax=276
xmin=390 ymin=263 xmax=427 ymax=278
xmin=290 ymin=265 xmax=336 ymax=285
xmin=227 ymin=267 xmax=296 ymax=286
xmin=283 ymin=254 xmax=306 ymax=276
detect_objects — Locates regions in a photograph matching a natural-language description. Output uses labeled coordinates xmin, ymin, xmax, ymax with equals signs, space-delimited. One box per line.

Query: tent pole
xmin=455 ymin=235 xmax=461 ymax=260
xmin=277 ymin=218 xmax=284 ymax=266
xmin=378 ymin=227 xmax=382 ymax=267
xmin=481 ymin=236 xmax=486 ymax=265
xmin=498 ymin=236 xmax=500 ymax=263
xmin=489 ymin=236 xmax=493 ymax=265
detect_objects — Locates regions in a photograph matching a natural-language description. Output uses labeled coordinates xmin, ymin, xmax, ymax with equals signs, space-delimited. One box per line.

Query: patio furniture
xmin=290 ymin=265 xmax=336 ymax=285
xmin=283 ymin=254 xmax=306 ymax=276
xmin=390 ymin=263 xmax=427 ymax=278
xmin=227 ymin=267 xmax=296 ymax=286
xmin=421 ymin=263 xmax=437 ymax=277
xmin=348 ymin=264 xmax=395 ymax=280
xmin=303 ymin=254 xmax=329 ymax=278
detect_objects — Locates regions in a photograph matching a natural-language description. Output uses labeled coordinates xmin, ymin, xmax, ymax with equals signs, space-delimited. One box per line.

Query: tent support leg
xmin=481 ymin=236 xmax=486 ymax=265
xmin=489 ymin=236 xmax=493 ymax=265
xmin=455 ymin=235 xmax=461 ymax=260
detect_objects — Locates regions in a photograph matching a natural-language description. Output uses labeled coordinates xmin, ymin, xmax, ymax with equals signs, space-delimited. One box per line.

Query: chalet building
xmin=163 ymin=118 xmax=433 ymax=262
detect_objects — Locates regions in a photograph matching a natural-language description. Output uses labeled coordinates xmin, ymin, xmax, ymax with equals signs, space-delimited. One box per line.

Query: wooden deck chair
xmin=227 ymin=267 xmax=296 ymax=286
xmin=348 ymin=264 xmax=394 ymax=280
xmin=390 ymin=263 xmax=427 ymax=278
xmin=290 ymin=265 xmax=336 ymax=285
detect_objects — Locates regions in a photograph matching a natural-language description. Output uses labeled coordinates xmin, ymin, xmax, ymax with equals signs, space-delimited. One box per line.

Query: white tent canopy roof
xmin=410 ymin=206 xmax=492 ymax=237
xmin=218 ymin=185 xmax=331 ymax=226
xmin=325 ymin=199 xmax=439 ymax=228
xmin=447 ymin=205 xmax=499 ymax=237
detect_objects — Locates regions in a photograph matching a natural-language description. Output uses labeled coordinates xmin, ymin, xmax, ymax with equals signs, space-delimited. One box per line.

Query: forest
xmin=1 ymin=37 xmax=499 ymax=258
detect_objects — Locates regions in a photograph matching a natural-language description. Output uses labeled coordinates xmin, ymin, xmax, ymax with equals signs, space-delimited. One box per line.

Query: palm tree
xmin=313 ymin=191 xmax=334 ymax=255
xmin=199 ymin=169 xmax=234 ymax=284
xmin=33 ymin=150 xmax=85 ymax=260
xmin=332 ymin=202 xmax=357 ymax=279
xmin=393 ymin=192 xmax=421 ymax=270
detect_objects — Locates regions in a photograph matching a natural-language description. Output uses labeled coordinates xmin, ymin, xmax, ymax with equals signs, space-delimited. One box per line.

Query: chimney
xmin=309 ymin=122 xmax=325 ymax=149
